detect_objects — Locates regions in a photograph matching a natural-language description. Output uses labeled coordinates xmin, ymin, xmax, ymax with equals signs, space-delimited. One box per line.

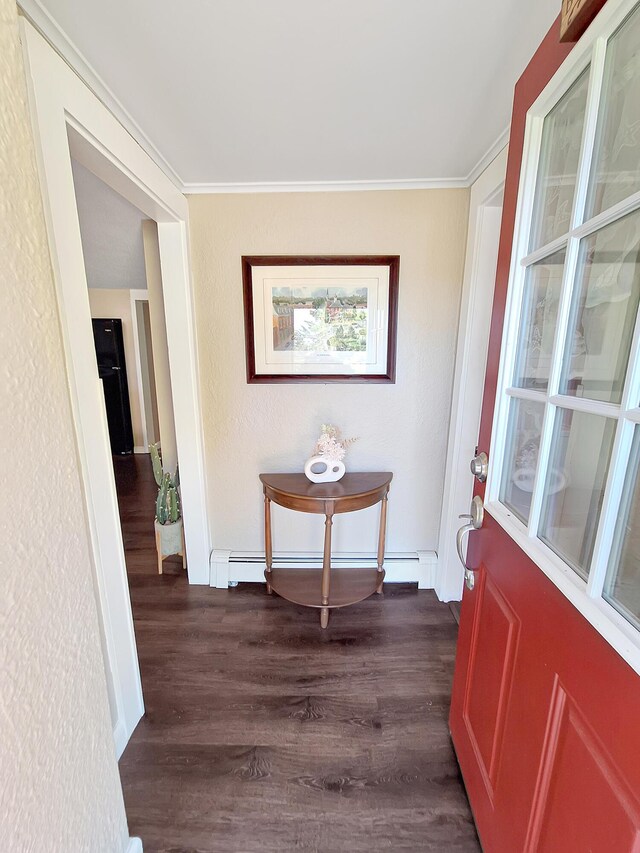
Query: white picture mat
xmin=251 ymin=264 xmax=390 ymax=376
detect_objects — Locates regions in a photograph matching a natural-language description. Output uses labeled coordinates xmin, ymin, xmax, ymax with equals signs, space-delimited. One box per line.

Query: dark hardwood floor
xmin=114 ymin=455 xmax=480 ymax=853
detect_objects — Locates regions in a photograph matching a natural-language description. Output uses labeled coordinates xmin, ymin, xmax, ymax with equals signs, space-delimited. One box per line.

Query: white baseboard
xmin=133 ymin=446 xmax=148 ymax=454
xmin=126 ymin=838 xmax=143 ymax=853
xmin=210 ymin=550 xmax=437 ymax=589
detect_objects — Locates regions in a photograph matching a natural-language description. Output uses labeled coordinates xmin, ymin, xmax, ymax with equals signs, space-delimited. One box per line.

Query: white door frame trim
xmin=130 ymin=288 xmax=151 ymax=452
xmin=20 ymin=20 xmax=211 ymax=764
xmin=436 ymin=147 xmax=507 ymax=602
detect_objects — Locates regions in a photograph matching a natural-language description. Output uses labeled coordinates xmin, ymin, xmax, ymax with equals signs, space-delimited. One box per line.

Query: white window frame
xmin=486 ymin=0 xmax=640 ymax=676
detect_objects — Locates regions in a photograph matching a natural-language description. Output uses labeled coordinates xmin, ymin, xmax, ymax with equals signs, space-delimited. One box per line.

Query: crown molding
xmin=183 ymin=177 xmax=470 ymax=194
xmin=17 ymin=0 xmax=183 ymax=189
xmin=18 ymin=0 xmax=509 ymax=196
xmin=183 ymin=136 xmax=510 ymax=194
xmin=465 ymin=126 xmax=510 ymax=186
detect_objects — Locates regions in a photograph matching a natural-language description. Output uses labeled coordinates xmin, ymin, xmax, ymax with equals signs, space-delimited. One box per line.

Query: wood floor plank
xmin=115 ymin=455 xmax=479 ymax=852
xmin=120 ymin=742 xmax=476 ymax=835
xmin=131 ymin=691 xmax=385 ymax=747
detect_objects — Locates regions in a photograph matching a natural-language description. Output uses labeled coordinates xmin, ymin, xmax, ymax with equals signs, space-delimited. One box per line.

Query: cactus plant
xmin=150 ymin=444 xmax=181 ymax=525
xmin=151 ymin=444 xmax=184 ymax=573
xmin=150 ymin=443 xmax=164 ymax=488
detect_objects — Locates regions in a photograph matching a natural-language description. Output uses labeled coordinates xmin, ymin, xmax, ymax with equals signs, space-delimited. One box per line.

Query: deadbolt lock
xmin=470 ymin=451 xmax=489 ymax=483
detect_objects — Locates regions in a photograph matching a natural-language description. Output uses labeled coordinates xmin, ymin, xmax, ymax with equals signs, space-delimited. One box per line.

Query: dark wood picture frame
xmin=242 ymin=255 xmax=399 ymax=384
xmin=559 ymin=0 xmax=608 ymax=42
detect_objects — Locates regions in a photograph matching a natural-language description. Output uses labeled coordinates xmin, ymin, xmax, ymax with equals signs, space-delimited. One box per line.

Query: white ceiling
xmin=72 ymin=159 xmax=148 ymax=290
xmin=31 ymin=0 xmax=560 ymax=189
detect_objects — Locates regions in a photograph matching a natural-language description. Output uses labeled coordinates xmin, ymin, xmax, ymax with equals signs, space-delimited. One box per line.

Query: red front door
xmin=450 ymin=10 xmax=640 ymax=853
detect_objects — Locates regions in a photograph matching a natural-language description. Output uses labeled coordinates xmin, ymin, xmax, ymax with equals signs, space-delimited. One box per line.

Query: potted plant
xmin=150 ymin=444 xmax=185 ymax=574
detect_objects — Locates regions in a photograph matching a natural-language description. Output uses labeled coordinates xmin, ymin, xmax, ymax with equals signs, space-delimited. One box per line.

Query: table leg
xmin=376 ymin=492 xmax=388 ymax=593
xmin=320 ymin=506 xmax=333 ymax=628
xmin=265 ymin=494 xmax=273 ymax=594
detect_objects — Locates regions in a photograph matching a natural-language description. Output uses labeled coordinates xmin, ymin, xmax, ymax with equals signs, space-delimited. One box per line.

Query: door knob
xmin=470 ymin=452 xmax=489 ymax=483
xmin=456 ymin=495 xmax=484 ymax=591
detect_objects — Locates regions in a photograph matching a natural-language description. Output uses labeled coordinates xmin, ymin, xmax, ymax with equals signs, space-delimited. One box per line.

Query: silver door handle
xmin=456 ymin=495 xmax=484 ymax=591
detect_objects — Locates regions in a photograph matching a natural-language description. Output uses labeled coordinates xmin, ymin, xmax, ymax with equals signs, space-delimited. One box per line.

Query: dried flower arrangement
xmin=313 ymin=424 xmax=358 ymax=462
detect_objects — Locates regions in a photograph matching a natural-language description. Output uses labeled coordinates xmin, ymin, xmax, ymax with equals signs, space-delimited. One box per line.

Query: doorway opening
xmin=437 ymin=148 xmax=508 ymax=604
xmin=71 ymin=153 xmax=184 ymax=571
xmin=70 ymin=152 xmax=188 ymax=756
xmin=131 ymin=293 xmax=160 ymax=451
xmin=22 ymin=19 xmax=211 ymax=774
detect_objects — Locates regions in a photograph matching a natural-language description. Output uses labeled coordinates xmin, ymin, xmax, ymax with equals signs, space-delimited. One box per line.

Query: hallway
xmin=115 ymin=456 xmax=479 ymax=852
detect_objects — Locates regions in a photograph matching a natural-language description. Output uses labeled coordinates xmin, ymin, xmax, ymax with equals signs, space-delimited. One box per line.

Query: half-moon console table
xmin=259 ymin=472 xmax=393 ymax=628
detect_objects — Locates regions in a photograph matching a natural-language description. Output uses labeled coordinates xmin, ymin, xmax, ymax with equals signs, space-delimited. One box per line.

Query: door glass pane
xmin=530 ymin=69 xmax=590 ymax=250
xmin=587 ymin=5 xmax=640 ymax=218
xmin=604 ymin=427 xmax=640 ymax=630
xmin=559 ymin=210 xmax=640 ymax=404
xmin=500 ymin=398 xmax=546 ymax=523
xmin=514 ymin=250 xmax=566 ymax=390
xmin=539 ymin=409 xmax=616 ymax=578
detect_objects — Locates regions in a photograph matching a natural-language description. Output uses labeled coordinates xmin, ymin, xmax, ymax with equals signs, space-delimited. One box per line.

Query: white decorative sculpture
xmin=304 ymin=455 xmax=346 ymax=483
xmin=304 ymin=424 xmax=357 ymax=484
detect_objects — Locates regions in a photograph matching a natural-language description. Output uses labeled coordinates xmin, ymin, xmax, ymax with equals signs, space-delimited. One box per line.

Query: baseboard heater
xmin=210 ymin=549 xmax=437 ymax=589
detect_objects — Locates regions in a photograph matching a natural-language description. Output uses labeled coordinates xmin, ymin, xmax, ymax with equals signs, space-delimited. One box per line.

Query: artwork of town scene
xmin=271 ymin=285 xmax=369 ymax=352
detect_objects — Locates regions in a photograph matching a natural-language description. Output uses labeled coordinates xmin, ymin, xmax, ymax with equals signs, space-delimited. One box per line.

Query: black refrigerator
xmin=92 ymin=318 xmax=134 ymax=455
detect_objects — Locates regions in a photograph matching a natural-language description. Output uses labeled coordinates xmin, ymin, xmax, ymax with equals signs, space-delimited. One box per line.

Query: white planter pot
xmin=155 ymin=518 xmax=183 ymax=556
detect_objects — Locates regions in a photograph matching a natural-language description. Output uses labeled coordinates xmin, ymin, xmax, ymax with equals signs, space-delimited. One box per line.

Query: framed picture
xmin=560 ymin=0 xmax=607 ymax=42
xmin=242 ymin=255 xmax=399 ymax=383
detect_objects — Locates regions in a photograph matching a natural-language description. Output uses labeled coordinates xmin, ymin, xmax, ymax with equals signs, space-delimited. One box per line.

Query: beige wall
xmin=142 ymin=220 xmax=178 ymax=472
xmin=189 ymin=189 xmax=469 ymax=554
xmin=88 ymin=287 xmax=146 ymax=450
xmin=1 ymin=1 xmax=129 ymax=849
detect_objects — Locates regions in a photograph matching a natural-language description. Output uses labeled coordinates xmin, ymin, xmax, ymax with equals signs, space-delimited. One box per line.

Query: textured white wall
xmin=0 ymin=2 xmax=129 ymax=849
xmin=189 ymin=189 xmax=469 ymax=555
xmin=88 ymin=287 xmax=146 ymax=450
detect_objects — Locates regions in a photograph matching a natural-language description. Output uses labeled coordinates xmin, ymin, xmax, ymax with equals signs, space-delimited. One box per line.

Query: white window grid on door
xmin=486 ymin=0 xmax=640 ymax=675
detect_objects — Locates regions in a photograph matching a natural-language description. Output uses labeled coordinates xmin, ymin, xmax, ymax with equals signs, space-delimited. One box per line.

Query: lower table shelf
xmin=266 ymin=567 xmax=384 ymax=609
